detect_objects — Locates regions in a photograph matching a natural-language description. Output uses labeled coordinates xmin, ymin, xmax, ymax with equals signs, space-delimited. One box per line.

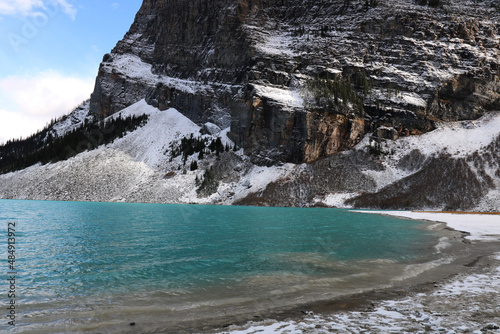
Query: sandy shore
xmin=215 ymin=212 xmax=500 ymax=334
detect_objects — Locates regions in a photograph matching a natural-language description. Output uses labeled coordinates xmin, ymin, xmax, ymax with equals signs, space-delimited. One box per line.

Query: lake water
xmin=0 ymin=199 xmax=462 ymax=333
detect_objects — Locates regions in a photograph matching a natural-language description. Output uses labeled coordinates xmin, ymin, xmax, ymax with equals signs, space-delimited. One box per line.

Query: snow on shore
xmin=355 ymin=211 xmax=500 ymax=241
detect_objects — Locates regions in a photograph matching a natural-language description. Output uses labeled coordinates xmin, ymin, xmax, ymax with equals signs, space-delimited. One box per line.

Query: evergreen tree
xmin=190 ymin=160 xmax=198 ymax=171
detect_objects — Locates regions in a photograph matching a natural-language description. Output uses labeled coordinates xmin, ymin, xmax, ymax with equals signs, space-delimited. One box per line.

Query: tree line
xmin=0 ymin=114 xmax=148 ymax=174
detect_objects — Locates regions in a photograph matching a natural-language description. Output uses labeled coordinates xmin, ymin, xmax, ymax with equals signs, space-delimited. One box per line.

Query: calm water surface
xmin=0 ymin=199 xmax=453 ymax=333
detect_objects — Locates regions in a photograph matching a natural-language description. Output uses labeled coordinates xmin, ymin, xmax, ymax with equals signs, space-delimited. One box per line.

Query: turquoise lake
xmin=0 ymin=199 xmax=457 ymax=333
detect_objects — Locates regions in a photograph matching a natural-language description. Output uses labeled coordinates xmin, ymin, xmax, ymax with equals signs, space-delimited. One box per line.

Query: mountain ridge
xmin=89 ymin=0 xmax=500 ymax=164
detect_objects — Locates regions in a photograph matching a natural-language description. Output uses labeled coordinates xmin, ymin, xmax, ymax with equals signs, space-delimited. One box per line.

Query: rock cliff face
xmin=90 ymin=0 xmax=251 ymax=127
xmin=89 ymin=0 xmax=499 ymax=164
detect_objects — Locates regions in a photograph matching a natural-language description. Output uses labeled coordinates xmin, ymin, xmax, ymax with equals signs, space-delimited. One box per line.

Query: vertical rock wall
xmin=88 ymin=0 xmax=500 ymax=164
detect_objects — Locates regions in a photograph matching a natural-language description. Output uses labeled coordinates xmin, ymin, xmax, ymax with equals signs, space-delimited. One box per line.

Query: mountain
xmin=0 ymin=0 xmax=499 ymax=211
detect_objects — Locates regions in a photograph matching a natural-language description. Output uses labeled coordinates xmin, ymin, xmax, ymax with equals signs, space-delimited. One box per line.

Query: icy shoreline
xmin=216 ymin=212 xmax=500 ymax=334
xmin=356 ymin=211 xmax=500 ymax=241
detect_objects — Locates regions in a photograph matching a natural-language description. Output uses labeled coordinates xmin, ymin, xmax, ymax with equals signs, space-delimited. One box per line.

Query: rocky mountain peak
xmin=89 ymin=0 xmax=500 ymax=164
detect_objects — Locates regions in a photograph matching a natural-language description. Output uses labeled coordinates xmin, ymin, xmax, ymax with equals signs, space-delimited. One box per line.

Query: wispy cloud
xmin=111 ymin=2 xmax=119 ymax=10
xmin=0 ymin=69 xmax=94 ymax=143
xmin=0 ymin=0 xmax=77 ymax=19
xmin=0 ymin=0 xmax=44 ymax=16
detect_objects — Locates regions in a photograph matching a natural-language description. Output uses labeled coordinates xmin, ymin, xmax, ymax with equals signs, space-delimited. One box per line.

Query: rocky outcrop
xmin=89 ymin=66 xmax=152 ymax=118
xmin=347 ymin=154 xmax=489 ymax=210
xmin=303 ymin=113 xmax=367 ymax=163
xmin=235 ymin=150 xmax=380 ymax=207
xmin=428 ymin=71 xmax=500 ymax=121
xmin=88 ymin=0 xmax=500 ymax=164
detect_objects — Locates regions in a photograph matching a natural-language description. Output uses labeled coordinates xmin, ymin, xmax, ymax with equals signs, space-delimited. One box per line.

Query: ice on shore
xmin=362 ymin=211 xmax=500 ymax=241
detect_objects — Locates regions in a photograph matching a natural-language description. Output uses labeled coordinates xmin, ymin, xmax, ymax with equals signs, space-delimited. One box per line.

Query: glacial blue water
xmin=0 ymin=199 xmax=448 ymax=333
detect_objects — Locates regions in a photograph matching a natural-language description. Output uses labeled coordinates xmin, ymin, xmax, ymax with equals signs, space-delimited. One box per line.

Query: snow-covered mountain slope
xmin=0 ymin=100 xmax=498 ymax=211
xmin=347 ymin=112 xmax=500 ymax=211
xmin=235 ymin=110 xmax=500 ymax=211
xmin=0 ymin=100 xmax=295 ymax=205
xmin=51 ymin=100 xmax=92 ymax=138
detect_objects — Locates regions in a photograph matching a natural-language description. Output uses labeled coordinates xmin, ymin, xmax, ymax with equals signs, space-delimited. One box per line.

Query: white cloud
xmin=54 ymin=0 xmax=75 ymax=19
xmin=111 ymin=2 xmax=119 ymax=10
xmin=0 ymin=0 xmax=76 ymax=19
xmin=0 ymin=69 xmax=94 ymax=143
xmin=0 ymin=109 xmax=42 ymax=143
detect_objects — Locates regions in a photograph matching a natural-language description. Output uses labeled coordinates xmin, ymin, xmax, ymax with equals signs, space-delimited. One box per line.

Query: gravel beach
xmin=217 ymin=212 xmax=500 ymax=334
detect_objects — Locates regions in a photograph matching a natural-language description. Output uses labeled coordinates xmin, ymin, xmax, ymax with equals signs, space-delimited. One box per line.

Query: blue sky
xmin=0 ymin=0 xmax=142 ymax=144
